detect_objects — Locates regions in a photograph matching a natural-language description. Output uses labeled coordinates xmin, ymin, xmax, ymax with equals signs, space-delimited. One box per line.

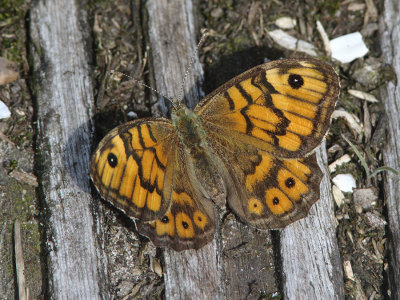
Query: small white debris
xmin=327 ymin=144 xmax=342 ymax=153
xmin=329 ymin=154 xmax=352 ymax=173
xmin=347 ymin=3 xmax=366 ymax=11
xmin=14 ymin=108 xmax=25 ymax=116
xmin=0 ymin=100 xmax=11 ymax=119
xmin=343 ymin=260 xmax=355 ymax=281
xmin=268 ymin=29 xmax=317 ymax=56
xmin=330 ymin=32 xmax=369 ymax=63
xmin=332 ymin=173 xmax=356 ymax=193
xmin=275 ymin=17 xmax=297 ymax=29
xmin=127 ymin=111 xmax=138 ymax=119
xmin=332 ymin=109 xmax=363 ymax=135
xmin=151 ymin=257 xmax=163 ymax=277
xmin=316 ymin=20 xmax=331 ymax=56
xmin=348 ymin=89 xmax=378 ymax=103
xmin=332 ymin=184 xmax=345 ymax=207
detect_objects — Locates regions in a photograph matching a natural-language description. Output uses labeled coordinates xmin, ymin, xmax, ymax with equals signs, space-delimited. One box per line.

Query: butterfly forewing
xmin=90 ymin=118 xmax=177 ymax=222
xmin=195 ymin=58 xmax=339 ymax=158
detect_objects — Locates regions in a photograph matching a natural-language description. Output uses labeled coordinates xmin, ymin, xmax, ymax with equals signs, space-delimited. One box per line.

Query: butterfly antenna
xmin=177 ymin=29 xmax=209 ymax=102
xmin=111 ymin=70 xmax=175 ymax=106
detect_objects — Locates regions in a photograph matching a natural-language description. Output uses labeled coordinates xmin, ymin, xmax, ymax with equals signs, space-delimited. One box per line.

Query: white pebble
xmin=0 ymin=100 xmax=11 ymax=119
xmin=127 ymin=111 xmax=138 ymax=119
xmin=268 ymin=29 xmax=317 ymax=56
xmin=275 ymin=17 xmax=297 ymax=29
xmin=332 ymin=173 xmax=356 ymax=193
xmin=330 ymin=32 xmax=369 ymax=63
xmin=348 ymin=89 xmax=378 ymax=103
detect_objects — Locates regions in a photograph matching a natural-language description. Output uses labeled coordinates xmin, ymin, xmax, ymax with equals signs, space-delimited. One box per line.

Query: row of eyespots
xmin=153 ymin=210 xmax=208 ymax=238
xmin=247 ymin=165 xmax=309 ymax=216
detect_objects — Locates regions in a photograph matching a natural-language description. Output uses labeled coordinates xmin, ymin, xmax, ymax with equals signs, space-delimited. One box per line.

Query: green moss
xmin=0 ymin=0 xmax=27 ymax=66
xmin=317 ymin=0 xmax=341 ymax=15
xmin=0 ymin=0 xmax=25 ymax=19
xmin=215 ymin=34 xmax=253 ymax=56
xmin=0 ymin=177 xmax=41 ymax=295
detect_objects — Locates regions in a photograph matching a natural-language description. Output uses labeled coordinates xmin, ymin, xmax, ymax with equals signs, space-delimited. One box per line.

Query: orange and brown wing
xmin=238 ymin=153 xmax=322 ymax=228
xmin=195 ymin=58 xmax=339 ymax=158
xmin=202 ymin=125 xmax=322 ymax=229
xmin=90 ymin=118 xmax=176 ymax=222
xmin=195 ymin=58 xmax=339 ymax=229
xmin=136 ymin=144 xmax=216 ymax=251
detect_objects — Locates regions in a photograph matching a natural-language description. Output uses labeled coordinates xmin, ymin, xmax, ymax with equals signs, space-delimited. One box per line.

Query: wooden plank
xmin=281 ymin=144 xmax=344 ymax=299
xmin=146 ymin=1 xmax=225 ymax=298
xmin=146 ymin=0 xmax=279 ymax=298
xmin=379 ymin=0 xmax=400 ymax=297
xmin=29 ymin=0 xmax=109 ymax=298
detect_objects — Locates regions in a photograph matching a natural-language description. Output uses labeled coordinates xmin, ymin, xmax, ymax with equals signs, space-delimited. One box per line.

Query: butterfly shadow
xmin=202 ymin=45 xmax=283 ymax=94
xmin=64 ymin=117 xmax=140 ymax=233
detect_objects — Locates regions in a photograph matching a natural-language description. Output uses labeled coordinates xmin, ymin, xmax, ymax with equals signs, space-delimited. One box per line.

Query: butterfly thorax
xmin=172 ymin=102 xmax=227 ymax=205
xmin=172 ymin=103 xmax=207 ymax=157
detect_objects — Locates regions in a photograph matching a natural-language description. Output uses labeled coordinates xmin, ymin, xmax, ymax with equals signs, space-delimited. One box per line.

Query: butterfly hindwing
xmin=239 ymin=153 xmax=322 ymax=228
xmin=137 ymin=144 xmax=216 ymax=251
xmin=202 ymin=129 xmax=322 ymax=229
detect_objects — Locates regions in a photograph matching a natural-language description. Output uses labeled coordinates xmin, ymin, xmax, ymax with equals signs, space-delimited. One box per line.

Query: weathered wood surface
xmin=30 ymin=0 xmax=109 ymax=298
xmin=146 ymin=1 xmax=225 ymax=298
xmin=380 ymin=0 xmax=400 ymax=298
xmin=146 ymin=0 xmax=344 ymax=299
xmin=281 ymin=145 xmax=344 ymax=299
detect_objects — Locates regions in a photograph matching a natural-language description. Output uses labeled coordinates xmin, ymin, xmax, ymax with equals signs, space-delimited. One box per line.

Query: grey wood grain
xmin=380 ymin=0 xmax=400 ymax=297
xmin=146 ymin=1 xmax=225 ymax=298
xmin=30 ymin=0 xmax=109 ymax=298
xmin=281 ymin=144 xmax=345 ymax=299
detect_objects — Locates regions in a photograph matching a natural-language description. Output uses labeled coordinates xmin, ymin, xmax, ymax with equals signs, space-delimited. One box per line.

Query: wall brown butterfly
xmin=90 ymin=58 xmax=339 ymax=251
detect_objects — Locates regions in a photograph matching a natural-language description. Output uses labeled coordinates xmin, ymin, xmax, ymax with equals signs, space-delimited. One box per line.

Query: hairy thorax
xmin=172 ymin=104 xmax=207 ymax=156
xmin=172 ymin=103 xmax=226 ymax=205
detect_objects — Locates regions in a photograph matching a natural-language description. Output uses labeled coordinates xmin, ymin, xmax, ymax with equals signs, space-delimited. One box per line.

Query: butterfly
xmin=90 ymin=58 xmax=340 ymax=251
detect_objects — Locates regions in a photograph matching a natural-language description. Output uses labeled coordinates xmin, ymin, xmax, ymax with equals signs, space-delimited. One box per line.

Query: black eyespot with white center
xmin=182 ymin=221 xmax=189 ymax=229
xmin=288 ymin=74 xmax=304 ymax=89
xmin=107 ymin=153 xmax=118 ymax=168
xmin=273 ymin=197 xmax=279 ymax=205
xmin=161 ymin=216 xmax=169 ymax=223
xmin=285 ymin=177 xmax=296 ymax=188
